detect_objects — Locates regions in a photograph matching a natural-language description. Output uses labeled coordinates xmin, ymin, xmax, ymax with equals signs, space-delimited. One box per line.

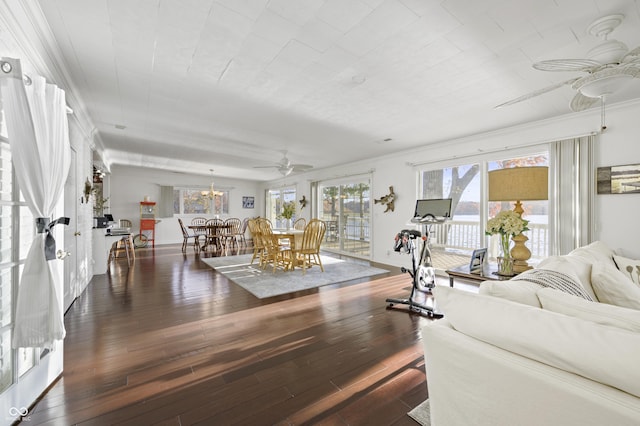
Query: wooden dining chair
xmin=107 ymin=234 xmax=135 ymax=272
xmin=239 ymin=217 xmax=250 ymax=246
xmin=293 ymin=217 xmax=306 ymax=230
xmin=223 ymin=217 xmax=242 ymax=249
xmin=190 ymin=217 xmax=207 ymax=239
xmin=257 ymin=219 xmax=291 ymax=272
xmin=204 ymin=218 xmax=225 ymax=251
xmin=296 ymin=219 xmax=326 ymax=274
xmin=178 ymin=218 xmax=201 ymax=253
xmin=247 ymin=218 xmax=264 ymax=264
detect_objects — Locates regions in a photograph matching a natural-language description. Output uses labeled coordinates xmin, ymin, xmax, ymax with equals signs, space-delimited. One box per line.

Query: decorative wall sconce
xmin=83 ymin=177 xmax=92 ymax=203
xmin=299 ymin=195 xmax=307 ymax=210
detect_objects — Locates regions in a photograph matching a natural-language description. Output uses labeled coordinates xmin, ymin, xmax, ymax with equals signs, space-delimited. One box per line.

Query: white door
xmin=63 ymin=148 xmax=78 ymax=311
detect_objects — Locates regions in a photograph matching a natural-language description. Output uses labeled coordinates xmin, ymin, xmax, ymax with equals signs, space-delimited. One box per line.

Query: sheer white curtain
xmin=0 ymin=57 xmax=71 ymax=349
xmin=549 ymin=134 xmax=596 ymax=255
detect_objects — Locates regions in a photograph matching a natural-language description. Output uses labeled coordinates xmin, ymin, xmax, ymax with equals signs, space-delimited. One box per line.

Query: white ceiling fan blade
xmin=569 ymin=92 xmax=599 ymax=112
xmin=533 ymin=59 xmax=601 ymax=72
xmin=495 ymin=77 xmax=580 ymax=109
xmin=622 ymin=46 xmax=640 ymax=63
xmin=291 ymin=164 xmax=313 ymax=171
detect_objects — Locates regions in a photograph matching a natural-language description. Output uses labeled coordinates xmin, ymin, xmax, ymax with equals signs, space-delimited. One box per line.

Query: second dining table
xmin=188 ymin=223 xmax=232 ymax=251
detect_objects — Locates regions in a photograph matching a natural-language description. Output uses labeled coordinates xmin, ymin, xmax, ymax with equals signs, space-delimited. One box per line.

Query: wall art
xmin=597 ymin=164 xmax=640 ymax=194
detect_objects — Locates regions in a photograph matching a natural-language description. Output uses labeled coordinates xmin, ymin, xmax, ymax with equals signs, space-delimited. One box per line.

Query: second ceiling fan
xmin=253 ymin=151 xmax=313 ymax=176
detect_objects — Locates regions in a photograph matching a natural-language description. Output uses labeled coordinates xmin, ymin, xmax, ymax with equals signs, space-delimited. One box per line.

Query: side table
xmin=445 ymin=263 xmax=514 ymax=287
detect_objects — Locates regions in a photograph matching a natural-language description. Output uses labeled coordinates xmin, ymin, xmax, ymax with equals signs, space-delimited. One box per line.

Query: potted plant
xmin=92 ymin=186 xmax=109 ymax=217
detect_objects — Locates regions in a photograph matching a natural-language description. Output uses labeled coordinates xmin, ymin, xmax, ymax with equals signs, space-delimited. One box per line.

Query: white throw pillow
xmin=434 ymin=285 xmax=640 ymax=398
xmin=511 ymin=268 xmax=593 ymax=300
xmin=535 ymin=256 xmax=597 ymax=301
xmin=591 ymin=261 xmax=640 ymax=310
xmin=568 ymin=241 xmax=615 ymax=264
xmin=536 ymin=287 xmax=640 ymax=333
xmin=613 ymin=254 xmax=640 ymax=286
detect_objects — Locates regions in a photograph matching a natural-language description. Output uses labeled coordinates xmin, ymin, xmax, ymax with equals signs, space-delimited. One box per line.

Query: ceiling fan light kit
xmin=497 ymin=14 xmax=640 ymax=113
xmin=575 ymin=68 xmax=635 ymax=98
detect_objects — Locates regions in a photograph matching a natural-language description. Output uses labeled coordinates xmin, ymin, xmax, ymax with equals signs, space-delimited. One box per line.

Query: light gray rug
xmin=201 ymin=254 xmax=389 ymax=298
xmin=408 ymin=399 xmax=430 ymax=425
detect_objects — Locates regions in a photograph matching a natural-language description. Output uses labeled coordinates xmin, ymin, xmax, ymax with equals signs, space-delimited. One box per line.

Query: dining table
xmin=272 ymin=229 xmax=304 ymax=270
xmin=188 ymin=223 xmax=232 ymax=251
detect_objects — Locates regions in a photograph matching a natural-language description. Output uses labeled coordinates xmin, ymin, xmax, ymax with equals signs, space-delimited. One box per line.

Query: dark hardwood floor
xmin=27 ymin=243 xmax=435 ymax=425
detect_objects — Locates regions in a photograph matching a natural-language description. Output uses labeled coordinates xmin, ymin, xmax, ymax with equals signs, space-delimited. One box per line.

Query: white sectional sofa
xmin=421 ymin=241 xmax=640 ymax=426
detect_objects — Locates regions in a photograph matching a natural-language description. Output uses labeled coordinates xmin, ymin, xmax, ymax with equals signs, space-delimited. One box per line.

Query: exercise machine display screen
xmin=413 ymin=198 xmax=452 ymax=220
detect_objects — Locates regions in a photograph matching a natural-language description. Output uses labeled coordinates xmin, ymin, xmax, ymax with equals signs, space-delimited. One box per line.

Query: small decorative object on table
xmin=486 ymin=210 xmax=529 ymax=276
xmin=469 ymin=248 xmax=487 ymax=274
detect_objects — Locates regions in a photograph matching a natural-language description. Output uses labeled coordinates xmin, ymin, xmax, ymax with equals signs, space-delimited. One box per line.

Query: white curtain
xmin=0 ymin=57 xmax=71 ymax=348
xmin=549 ymin=134 xmax=596 ymax=255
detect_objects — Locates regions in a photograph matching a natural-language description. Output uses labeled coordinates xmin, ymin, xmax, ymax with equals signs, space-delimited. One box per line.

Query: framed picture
xmin=469 ymin=248 xmax=487 ymax=273
xmin=597 ymin=164 xmax=640 ymax=194
xmin=242 ymin=196 xmax=254 ymax=209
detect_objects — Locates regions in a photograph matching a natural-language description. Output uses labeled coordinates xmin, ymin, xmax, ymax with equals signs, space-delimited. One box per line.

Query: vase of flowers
xmin=486 ymin=210 xmax=529 ymax=276
xmin=279 ymin=201 xmax=296 ymax=229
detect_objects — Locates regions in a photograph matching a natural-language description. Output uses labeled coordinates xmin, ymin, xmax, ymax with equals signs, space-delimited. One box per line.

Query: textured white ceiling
xmin=36 ymin=0 xmax=640 ymax=180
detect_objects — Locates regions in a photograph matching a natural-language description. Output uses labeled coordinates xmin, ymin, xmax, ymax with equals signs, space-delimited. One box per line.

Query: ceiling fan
xmin=253 ymin=151 xmax=313 ymax=176
xmin=496 ymin=14 xmax=640 ymax=112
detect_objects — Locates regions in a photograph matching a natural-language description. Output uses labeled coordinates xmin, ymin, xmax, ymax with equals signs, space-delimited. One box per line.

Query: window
xmin=488 ymin=154 xmax=549 ymax=260
xmin=421 ymin=163 xmax=481 ymax=255
xmin=0 ymin=137 xmax=37 ymax=394
xmin=419 ymin=150 xmax=549 ymax=269
xmin=173 ymin=188 xmax=229 ymax=215
xmin=266 ymin=187 xmax=296 ymax=228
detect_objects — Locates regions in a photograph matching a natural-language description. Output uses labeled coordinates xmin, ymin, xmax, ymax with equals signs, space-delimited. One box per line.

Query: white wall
xmin=107 ymin=165 xmax=262 ymax=245
xmin=593 ymin=104 xmax=640 ymax=259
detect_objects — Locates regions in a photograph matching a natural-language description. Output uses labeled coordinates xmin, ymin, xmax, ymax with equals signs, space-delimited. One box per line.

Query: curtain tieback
xmin=36 ymin=217 xmax=70 ymax=260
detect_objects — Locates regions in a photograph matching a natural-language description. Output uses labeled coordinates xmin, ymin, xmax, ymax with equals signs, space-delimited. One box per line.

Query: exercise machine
xmin=385 ymin=198 xmax=452 ymax=318
xmin=385 ymin=225 xmax=443 ymax=318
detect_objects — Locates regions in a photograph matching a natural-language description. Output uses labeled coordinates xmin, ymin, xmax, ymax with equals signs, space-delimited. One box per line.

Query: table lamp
xmin=488 ymin=166 xmax=549 ymax=272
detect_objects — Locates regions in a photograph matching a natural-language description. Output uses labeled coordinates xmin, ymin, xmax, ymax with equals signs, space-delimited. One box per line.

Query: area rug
xmin=408 ymin=399 xmax=431 ymax=425
xmin=201 ymin=254 xmax=389 ymax=298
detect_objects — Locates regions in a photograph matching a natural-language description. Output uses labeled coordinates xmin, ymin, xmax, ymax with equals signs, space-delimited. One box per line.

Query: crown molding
xmin=0 ymin=0 xmax=96 ymax=143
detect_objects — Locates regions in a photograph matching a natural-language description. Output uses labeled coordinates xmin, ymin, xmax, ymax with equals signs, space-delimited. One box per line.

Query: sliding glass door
xmin=318 ymin=176 xmax=371 ymax=258
xmin=266 ymin=187 xmax=296 ymax=228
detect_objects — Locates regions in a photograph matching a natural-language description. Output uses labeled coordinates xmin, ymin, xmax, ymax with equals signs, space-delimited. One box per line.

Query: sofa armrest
xmin=422 ymin=320 xmax=640 ymax=426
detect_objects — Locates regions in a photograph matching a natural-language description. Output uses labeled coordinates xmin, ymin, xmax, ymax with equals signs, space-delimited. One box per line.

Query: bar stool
xmin=107 ymin=234 xmax=135 ymax=271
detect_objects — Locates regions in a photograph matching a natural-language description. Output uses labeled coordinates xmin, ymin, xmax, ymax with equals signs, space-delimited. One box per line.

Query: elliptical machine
xmin=386 ymin=225 xmax=443 ymax=318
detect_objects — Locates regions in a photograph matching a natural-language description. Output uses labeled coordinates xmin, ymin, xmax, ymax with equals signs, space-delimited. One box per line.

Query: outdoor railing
xmin=318 ymin=216 xmax=549 ymax=259
xmin=428 ymin=220 xmax=549 ymax=258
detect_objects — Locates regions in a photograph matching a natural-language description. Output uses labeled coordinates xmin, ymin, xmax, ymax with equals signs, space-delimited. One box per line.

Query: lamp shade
xmin=488 ymin=166 xmax=549 ymax=202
